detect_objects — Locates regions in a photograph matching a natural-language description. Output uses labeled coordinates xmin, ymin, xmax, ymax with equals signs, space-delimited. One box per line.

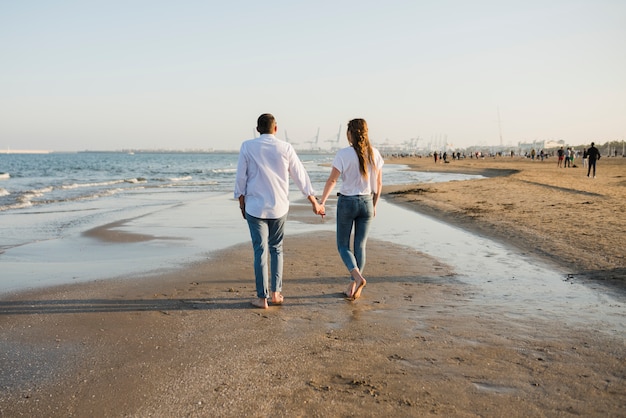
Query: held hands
xmin=312 ymin=201 xmax=325 ymax=218
xmin=309 ymin=196 xmax=325 ymax=218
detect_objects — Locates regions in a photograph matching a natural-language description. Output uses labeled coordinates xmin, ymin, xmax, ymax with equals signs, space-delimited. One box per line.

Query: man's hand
xmin=238 ymin=195 xmax=246 ymax=219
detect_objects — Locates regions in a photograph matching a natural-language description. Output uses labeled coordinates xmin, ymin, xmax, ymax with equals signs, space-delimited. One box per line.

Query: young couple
xmin=234 ymin=114 xmax=384 ymax=309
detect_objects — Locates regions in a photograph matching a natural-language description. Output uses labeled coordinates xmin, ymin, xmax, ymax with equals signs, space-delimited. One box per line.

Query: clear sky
xmin=1 ymin=1 xmax=624 ymax=152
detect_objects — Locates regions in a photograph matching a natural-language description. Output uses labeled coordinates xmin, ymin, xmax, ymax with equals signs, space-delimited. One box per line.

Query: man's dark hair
xmin=257 ymin=114 xmax=276 ymax=134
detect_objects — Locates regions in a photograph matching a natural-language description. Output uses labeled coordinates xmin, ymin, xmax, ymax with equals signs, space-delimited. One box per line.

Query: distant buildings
xmin=1 ymin=149 xmax=51 ymax=154
xmin=517 ymin=139 xmax=565 ymax=154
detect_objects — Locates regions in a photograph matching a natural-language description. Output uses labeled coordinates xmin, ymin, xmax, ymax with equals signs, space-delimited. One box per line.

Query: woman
xmin=319 ymin=119 xmax=384 ymax=300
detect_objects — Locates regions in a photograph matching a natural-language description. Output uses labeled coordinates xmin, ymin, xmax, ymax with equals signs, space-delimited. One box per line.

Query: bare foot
xmin=251 ymin=298 xmax=268 ymax=309
xmin=344 ymin=282 xmax=356 ymax=298
xmin=350 ymin=267 xmax=367 ymax=300
xmin=271 ymin=292 xmax=284 ymax=305
xmin=352 ymin=277 xmax=366 ymax=300
xmin=348 ymin=268 xmax=367 ymax=300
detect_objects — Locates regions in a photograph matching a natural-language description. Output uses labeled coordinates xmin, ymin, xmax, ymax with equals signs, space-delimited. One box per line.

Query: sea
xmin=0 ymin=151 xmax=481 ymax=294
xmin=0 ymin=152 xmax=479 ymax=249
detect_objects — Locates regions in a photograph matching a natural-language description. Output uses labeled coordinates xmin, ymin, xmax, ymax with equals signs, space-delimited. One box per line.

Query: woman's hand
xmin=309 ymin=196 xmax=325 ymax=218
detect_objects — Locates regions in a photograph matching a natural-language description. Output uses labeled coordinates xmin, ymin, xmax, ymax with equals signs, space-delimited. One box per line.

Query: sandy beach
xmin=1 ymin=156 xmax=625 ymax=417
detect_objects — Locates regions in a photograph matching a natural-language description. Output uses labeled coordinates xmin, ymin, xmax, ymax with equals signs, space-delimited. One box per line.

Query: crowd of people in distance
xmin=387 ymin=142 xmax=613 ymax=179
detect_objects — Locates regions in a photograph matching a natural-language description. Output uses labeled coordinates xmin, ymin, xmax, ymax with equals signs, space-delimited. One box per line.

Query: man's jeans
xmin=246 ymin=213 xmax=286 ymax=299
xmin=336 ymin=194 xmax=374 ymax=275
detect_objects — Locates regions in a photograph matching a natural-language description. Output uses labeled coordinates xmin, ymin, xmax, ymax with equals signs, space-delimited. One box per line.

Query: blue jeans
xmin=336 ymin=194 xmax=374 ymax=274
xmin=246 ymin=213 xmax=286 ymax=299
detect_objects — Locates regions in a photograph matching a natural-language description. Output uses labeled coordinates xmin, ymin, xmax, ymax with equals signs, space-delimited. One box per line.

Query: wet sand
xmin=384 ymin=155 xmax=626 ymax=285
xmin=1 ymin=157 xmax=625 ymax=417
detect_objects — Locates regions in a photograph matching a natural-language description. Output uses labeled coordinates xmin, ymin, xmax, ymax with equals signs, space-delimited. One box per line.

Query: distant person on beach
xmin=565 ymin=147 xmax=572 ymax=168
xmin=319 ymin=118 xmax=384 ymax=301
xmin=557 ymin=147 xmax=565 ymax=168
xmin=433 ymin=151 xmax=438 ymax=163
xmin=586 ymin=142 xmax=601 ymax=178
xmin=583 ymin=148 xmax=589 ymax=168
xmin=234 ymin=113 xmax=324 ymax=309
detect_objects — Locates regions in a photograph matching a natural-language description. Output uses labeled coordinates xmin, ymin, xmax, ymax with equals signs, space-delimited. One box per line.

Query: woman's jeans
xmin=336 ymin=194 xmax=374 ymax=275
xmin=246 ymin=213 xmax=286 ymax=299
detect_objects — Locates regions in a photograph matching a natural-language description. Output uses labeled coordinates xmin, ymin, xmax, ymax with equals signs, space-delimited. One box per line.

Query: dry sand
xmin=0 ymin=157 xmax=624 ymax=417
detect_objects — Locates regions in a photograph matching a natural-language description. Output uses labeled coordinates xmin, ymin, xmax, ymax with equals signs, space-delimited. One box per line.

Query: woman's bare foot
xmin=271 ymin=292 xmax=284 ymax=305
xmin=251 ymin=298 xmax=268 ymax=309
xmin=344 ymin=282 xmax=356 ymax=298
xmin=349 ymin=268 xmax=366 ymax=300
xmin=352 ymin=277 xmax=366 ymax=300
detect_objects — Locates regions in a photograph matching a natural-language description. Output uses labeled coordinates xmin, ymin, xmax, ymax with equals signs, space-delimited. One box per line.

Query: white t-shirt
xmin=234 ymin=134 xmax=316 ymax=219
xmin=332 ymin=146 xmax=384 ymax=196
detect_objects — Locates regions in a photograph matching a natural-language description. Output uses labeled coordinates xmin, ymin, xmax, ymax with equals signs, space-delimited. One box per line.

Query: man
xmin=234 ymin=114 xmax=324 ymax=309
xmin=586 ymin=142 xmax=601 ymax=178
xmin=557 ymin=147 xmax=565 ymax=168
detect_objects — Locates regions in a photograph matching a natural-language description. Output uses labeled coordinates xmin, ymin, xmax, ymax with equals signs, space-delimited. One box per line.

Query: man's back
xmin=588 ymin=146 xmax=600 ymax=160
xmin=235 ymin=134 xmax=314 ymax=219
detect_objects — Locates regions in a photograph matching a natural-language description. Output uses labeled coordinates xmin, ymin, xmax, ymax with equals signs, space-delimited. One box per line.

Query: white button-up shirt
xmin=234 ymin=134 xmax=316 ymax=219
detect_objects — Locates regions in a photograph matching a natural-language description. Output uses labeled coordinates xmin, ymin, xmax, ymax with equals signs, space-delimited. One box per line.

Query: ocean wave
xmin=211 ymin=168 xmax=237 ymax=174
xmin=61 ymin=180 xmax=126 ymax=189
xmin=0 ymin=201 xmax=32 ymax=211
xmin=0 ymin=172 xmax=9 ymax=180
xmin=34 ymin=188 xmax=126 ymax=206
xmin=0 ymin=153 xmax=321 ymax=214
xmin=76 ymin=188 xmax=125 ymax=200
xmin=1 ymin=182 xmax=147 ymax=212
xmin=124 ymin=178 xmax=148 ymax=184
xmin=17 ymin=186 xmax=54 ymax=202
xmin=170 ymin=176 xmax=192 ymax=182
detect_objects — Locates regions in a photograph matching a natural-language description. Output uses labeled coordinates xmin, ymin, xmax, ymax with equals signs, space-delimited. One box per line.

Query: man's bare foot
xmin=344 ymin=282 xmax=356 ymax=298
xmin=271 ymin=292 xmax=284 ymax=305
xmin=251 ymin=298 xmax=268 ymax=309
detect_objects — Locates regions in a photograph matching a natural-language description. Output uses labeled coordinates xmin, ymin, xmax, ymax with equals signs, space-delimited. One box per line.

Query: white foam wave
xmin=212 ymin=168 xmax=236 ymax=174
xmin=124 ymin=178 xmax=147 ymax=184
xmin=17 ymin=186 xmax=53 ymax=203
xmin=0 ymin=201 xmax=32 ymax=211
xmin=82 ymin=188 xmax=124 ymax=199
xmin=61 ymin=180 xmax=125 ymax=189
xmin=0 ymin=172 xmax=10 ymax=180
xmin=0 ymin=188 xmax=9 ymax=197
xmin=170 ymin=176 xmax=192 ymax=182
xmin=3 ymin=183 xmax=136 ymax=211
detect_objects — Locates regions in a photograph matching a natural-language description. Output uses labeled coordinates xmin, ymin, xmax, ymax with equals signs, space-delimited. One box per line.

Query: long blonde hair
xmin=348 ymin=118 xmax=375 ymax=178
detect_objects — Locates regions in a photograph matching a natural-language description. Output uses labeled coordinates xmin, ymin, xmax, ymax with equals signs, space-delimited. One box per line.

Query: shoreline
xmin=383 ymin=156 xmax=626 ymax=290
xmin=0 ymin=165 xmax=477 ymax=297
